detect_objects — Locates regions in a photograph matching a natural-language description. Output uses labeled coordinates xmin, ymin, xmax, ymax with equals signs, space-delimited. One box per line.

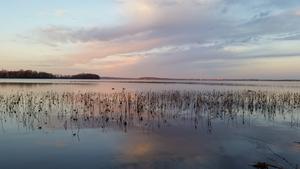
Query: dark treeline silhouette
xmin=0 ymin=70 xmax=100 ymax=79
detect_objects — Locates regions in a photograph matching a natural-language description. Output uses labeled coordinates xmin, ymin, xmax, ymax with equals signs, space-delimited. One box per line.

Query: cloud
xmin=29 ymin=0 xmax=300 ymax=78
xmin=38 ymin=0 xmax=225 ymax=43
xmin=38 ymin=25 xmax=151 ymax=43
xmin=65 ymin=37 xmax=161 ymax=64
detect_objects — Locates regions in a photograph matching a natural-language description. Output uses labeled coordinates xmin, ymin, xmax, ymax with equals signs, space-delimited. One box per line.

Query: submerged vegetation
xmin=0 ymin=70 xmax=100 ymax=79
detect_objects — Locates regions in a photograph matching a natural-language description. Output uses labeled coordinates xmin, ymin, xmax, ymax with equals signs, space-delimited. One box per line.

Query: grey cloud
xmin=38 ymin=25 xmax=151 ymax=43
xmin=242 ymin=13 xmax=300 ymax=34
xmin=38 ymin=0 xmax=300 ymax=47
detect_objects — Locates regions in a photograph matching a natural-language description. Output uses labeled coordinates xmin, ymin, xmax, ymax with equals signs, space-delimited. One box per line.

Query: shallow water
xmin=0 ymin=80 xmax=299 ymax=169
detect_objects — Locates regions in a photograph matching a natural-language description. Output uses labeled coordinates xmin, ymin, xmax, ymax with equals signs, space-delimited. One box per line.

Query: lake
xmin=0 ymin=79 xmax=299 ymax=169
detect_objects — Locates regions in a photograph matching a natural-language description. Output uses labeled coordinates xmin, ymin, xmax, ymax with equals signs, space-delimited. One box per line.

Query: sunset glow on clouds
xmin=1 ymin=0 xmax=300 ymax=78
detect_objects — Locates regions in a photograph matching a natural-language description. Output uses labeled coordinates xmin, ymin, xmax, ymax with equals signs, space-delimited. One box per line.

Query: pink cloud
xmin=66 ymin=38 xmax=161 ymax=64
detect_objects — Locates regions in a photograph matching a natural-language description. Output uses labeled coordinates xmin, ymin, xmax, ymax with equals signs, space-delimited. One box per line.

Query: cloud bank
xmin=30 ymin=0 xmax=300 ymax=78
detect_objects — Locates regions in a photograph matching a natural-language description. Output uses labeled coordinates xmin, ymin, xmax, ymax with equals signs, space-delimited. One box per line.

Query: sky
xmin=1 ymin=0 xmax=300 ymax=79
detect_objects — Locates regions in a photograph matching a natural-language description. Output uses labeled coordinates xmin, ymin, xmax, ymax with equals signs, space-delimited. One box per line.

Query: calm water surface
xmin=0 ymin=79 xmax=299 ymax=169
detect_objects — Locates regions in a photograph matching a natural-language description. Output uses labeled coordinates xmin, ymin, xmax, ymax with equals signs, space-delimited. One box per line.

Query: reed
xmin=0 ymin=90 xmax=299 ymax=131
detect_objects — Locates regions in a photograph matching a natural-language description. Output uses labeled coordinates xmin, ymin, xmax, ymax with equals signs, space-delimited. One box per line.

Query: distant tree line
xmin=0 ymin=70 xmax=100 ymax=79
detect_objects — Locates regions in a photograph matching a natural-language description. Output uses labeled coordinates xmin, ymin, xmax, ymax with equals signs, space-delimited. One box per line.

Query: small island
xmin=0 ymin=70 xmax=100 ymax=79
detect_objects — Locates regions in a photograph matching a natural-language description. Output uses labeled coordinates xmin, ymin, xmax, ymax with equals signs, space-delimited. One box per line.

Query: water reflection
xmin=0 ymin=89 xmax=299 ymax=169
